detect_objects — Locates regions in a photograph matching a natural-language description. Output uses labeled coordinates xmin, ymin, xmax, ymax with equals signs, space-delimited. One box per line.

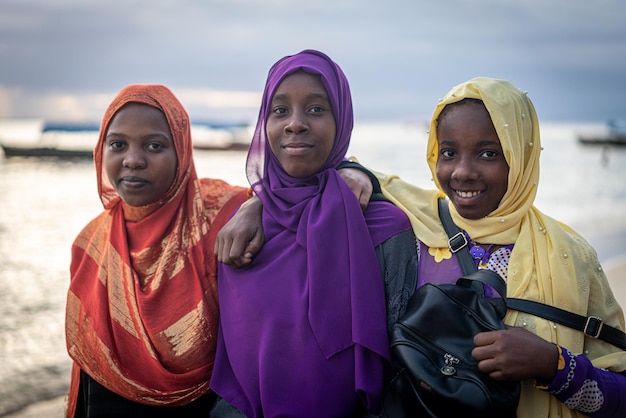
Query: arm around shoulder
xmin=215 ymin=195 xmax=264 ymax=268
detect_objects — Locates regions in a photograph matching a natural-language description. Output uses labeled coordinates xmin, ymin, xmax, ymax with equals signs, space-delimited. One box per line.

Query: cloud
xmin=1 ymin=0 xmax=625 ymax=122
xmin=0 ymin=86 xmax=113 ymax=121
xmin=0 ymin=85 xmax=261 ymax=122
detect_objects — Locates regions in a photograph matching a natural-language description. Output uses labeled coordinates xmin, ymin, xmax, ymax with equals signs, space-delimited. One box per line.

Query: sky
xmin=0 ymin=0 xmax=625 ymax=124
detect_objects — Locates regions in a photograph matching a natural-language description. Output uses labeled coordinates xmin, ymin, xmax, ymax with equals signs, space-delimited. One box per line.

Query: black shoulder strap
xmin=507 ymin=298 xmax=626 ymax=350
xmin=458 ymin=269 xmax=507 ymax=300
xmin=437 ymin=198 xmax=476 ymax=275
xmin=437 ymin=197 xmax=626 ymax=350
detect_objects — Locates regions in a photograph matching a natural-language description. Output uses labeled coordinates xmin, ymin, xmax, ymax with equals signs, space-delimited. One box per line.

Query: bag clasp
xmin=441 ymin=353 xmax=459 ymax=376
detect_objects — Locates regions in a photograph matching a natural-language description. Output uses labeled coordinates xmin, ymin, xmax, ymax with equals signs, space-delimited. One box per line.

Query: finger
xmin=475 ymin=356 xmax=497 ymax=374
xmin=214 ymin=231 xmax=230 ymax=261
xmin=486 ymin=369 xmax=507 ymax=381
xmin=226 ymin=233 xmax=257 ymax=268
xmin=473 ymin=330 xmax=500 ymax=346
xmin=219 ymin=238 xmax=239 ymax=267
xmin=471 ymin=344 xmax=494 ymax=363
xmin=243 ymin=228 xmax=265 ymax=260
xmin=475 ymin=356 xmax=513 ymax=382
xmin=230 ymin=256 xmax=248 ymax=269
xmin=227 ymin=234 xmax=248 ymax=261
xmin=477 ymin=358 xmax=511 ymax=381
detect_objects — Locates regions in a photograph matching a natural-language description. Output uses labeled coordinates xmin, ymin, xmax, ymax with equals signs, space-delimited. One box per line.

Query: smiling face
xmin=266 ymin=71 xmax=336 ymax=178
xmin=103 ymin=103 xmax=178 ymax=207
xmin=435 ymin=100 xmax=509 ymax=219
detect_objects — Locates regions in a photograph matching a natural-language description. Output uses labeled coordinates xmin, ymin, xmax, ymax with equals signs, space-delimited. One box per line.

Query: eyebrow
xmin=477 ymin=139 xmax=502 ymax=147
xmin=105 ymin=132 xmax=172 ymax=141
xmin=271 ymin=92 xmax=330 ymax=102
xmin=439 ymin=139 xmax=501 ymax=147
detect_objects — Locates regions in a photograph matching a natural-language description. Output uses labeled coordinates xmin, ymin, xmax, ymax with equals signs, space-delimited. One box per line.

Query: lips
xmin=119 ymin=176 xmax=148 ymax=188
xmin=282 ymin=143 xmax=313 ymax=155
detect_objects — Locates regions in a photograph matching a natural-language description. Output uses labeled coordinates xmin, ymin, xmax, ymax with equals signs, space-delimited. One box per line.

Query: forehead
xmin=273 ymin=71 xmax=327 ymax=96
xmin=111 ymin=102 xmax=164 ymax=121
xmin=437 ymin=101 xmax=496 ymax=135
xmin=439 ymin=100 xmax=489 ymax=123
xmin=107 ymin=103 xmax=170 ymax=133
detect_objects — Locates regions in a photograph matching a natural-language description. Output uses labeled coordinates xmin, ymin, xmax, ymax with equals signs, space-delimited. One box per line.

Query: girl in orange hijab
xmin=64 ymin=84 xmax=250 ymax=417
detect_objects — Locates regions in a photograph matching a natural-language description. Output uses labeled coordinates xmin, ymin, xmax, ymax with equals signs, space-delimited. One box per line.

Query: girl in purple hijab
xmin=210 ymin=50 xmax=416 ymax=417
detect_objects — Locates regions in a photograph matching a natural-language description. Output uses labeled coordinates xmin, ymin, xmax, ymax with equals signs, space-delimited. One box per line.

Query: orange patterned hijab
xmin=65 ymin=84 xmax=246 ymax=413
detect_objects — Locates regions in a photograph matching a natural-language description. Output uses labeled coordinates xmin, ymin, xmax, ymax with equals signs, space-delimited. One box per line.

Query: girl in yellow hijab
xmin=377 ymin=77 xmax=626 ymax=418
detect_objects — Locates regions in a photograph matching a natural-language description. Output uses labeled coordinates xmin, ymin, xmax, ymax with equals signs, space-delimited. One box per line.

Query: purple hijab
xmin=211 ymin=50 xmax=411 ymax=416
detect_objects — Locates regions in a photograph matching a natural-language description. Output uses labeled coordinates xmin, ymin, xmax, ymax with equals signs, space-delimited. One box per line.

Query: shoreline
xmin=4 ymin=254 xmax=626 ymax=418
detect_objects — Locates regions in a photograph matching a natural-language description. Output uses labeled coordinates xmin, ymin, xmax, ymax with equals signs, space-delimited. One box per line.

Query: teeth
xmin=456 ymin=190 xmax=480 ymax=198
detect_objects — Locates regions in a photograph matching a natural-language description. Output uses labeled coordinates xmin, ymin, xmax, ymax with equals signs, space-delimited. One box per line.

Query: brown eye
xmin=441 ymin=149 xmax=455 ymax=158
xmin=272 ymin=106 xmax=288 ymax=115
xmin=147 ymin=142 xmax=164 ymax=152
xmin=108 ymin=140 xmax=124 ymax=150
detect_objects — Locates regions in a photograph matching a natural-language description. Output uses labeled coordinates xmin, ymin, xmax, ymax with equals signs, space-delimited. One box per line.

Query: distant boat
xmin=0 ymin=120 xmax=98 ymax=159
xmin=1 ymin=145 xmax=94 ymax=158
xmin=0 ymin=120 xmax=253 ymax=159
xmin=577 ymin=119 xmax=626 ymax=145
xmin=41 ymin=122 xmax=101 ymax=133
xmin=578 ymin=133 xmax=626 ymax=145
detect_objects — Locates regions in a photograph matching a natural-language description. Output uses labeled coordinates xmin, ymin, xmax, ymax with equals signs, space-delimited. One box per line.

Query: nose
xmin=450 ymin=156 xmax=478 ymax=181
xmin=284 ymin=110 xmax=309 ymax=135
xmin=122 ymin=147 xmax=146 ymax=169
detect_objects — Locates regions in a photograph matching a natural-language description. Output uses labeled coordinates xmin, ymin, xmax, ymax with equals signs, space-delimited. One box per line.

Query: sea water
xmin=1 ymin=121 xmax=625 ymax=415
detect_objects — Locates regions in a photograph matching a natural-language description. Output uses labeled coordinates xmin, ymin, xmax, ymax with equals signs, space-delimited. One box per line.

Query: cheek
xmin=322 ymin=140 xmax=334 ymax=162
xmin=267 ymin=139 xmax=280 ymax=157
xmin=434 ymin=162 xmax=447 ymax=184
xmin=497 ymin=174 xmax=509 ymax=201
xmin=102 ymin=152 xmax=117 ymax=179
xmin=265 ymin=124 xmax=281 ymax=156
xmin=165 ymin=158 xmax=178 ymax=187
xmin=320 ymin=126 xmax=336 ymax=161
xmin=496 ymin=165 xmax=509 ymax=192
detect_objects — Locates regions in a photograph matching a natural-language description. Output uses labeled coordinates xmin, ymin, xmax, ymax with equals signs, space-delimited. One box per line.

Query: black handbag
xmin=381 ymin=199 xmax=521 ymax=417
xmin=382 ymin=269 xmax=520 ymax=418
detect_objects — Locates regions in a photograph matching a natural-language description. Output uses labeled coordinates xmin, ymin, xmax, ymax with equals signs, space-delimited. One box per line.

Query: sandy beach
xmin=4 ymin=253 xmax=626 ymax=418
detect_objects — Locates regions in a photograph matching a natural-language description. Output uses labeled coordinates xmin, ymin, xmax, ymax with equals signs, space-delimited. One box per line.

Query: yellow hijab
xmin=377 ymin=77 xmax=626 ymax=418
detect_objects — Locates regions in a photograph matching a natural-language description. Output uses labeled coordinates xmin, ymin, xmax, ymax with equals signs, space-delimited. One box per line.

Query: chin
xmin=454 ymin=207 xmax=485 ymax=220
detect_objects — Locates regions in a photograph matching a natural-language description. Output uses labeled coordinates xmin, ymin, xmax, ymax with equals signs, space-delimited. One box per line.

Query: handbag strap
xmin=459 ymin=269 xmax=509 ymax=318
xmin=437 ymin=198 xmax=507 ymax=314
xmin=437 ymin=198 xmax=626 ymax=350
xmin=507 ymin=298 xmax=626 ymax=350
xmin=437 ymin=198 xmax=476 ymax=275
xmin=458 ymin=269 xmax=507 ymax=300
